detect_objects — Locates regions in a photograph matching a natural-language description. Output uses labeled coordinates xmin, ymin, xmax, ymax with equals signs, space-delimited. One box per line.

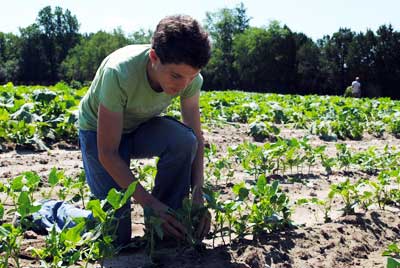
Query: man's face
xmin=155 ymin=62 xmax=200 ymax=95
xmin=149 ymin=50 xmax=200 ymax=95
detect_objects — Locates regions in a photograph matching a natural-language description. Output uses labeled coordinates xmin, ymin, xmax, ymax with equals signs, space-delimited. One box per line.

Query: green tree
xmin=18 ymin=6 xmax=80 ymax=84
xmin=0 ymin=32 xmax=21 ymax=83
xmin=60 ymin=29 xmax=131 ymax=82
xmin=232 ymin=21 xmax=297 ymax=92
xmin=202 ymin=2 xmax=250 ymax=90
xmin=128 ymin=28 xmax=153 ymax=44
xmin=294 ymin=32 xmax=322 ymax=94
xmin=318 ymin=28 xmax=355 ymax=94
xmin=18 ymin=24 xmax=48 ymax=83
xmin=374 ymin=24 xmax=400 ymax=99
xmin=346 ymin=29 xmax=379 ymax=96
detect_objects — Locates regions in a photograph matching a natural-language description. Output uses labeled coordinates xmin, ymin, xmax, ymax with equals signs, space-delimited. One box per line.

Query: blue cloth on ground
xmin=31 ymin=199 xmax=93 ymax=233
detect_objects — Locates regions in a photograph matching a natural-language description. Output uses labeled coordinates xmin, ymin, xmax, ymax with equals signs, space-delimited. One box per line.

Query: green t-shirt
xmin=78 ymin=44 xmax=203 ymax=133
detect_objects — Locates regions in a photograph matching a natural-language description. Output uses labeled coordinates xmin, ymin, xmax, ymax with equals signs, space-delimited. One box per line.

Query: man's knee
xmin=171 ymin=130 xmax=198 ymax=159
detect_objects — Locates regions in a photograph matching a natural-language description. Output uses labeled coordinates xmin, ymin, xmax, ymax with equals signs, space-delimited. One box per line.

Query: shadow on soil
xmin=102 ymin=229 xmax=303 ymax=268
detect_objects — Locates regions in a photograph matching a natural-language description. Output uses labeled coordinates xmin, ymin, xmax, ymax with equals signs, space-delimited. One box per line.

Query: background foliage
xmin=1 ymin=4 xmax=400 ymax=98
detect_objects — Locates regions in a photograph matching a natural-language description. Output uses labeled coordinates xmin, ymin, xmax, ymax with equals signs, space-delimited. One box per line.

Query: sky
xmin=1 ymin=0 xmax=399 ymax=41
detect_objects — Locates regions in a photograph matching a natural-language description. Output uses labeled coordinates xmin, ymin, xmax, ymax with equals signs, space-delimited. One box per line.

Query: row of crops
xmin=0 ymin=83 xmax=400 ymax=267
xmin=1 ymin=141 xmax=400 ymax=267
xmin=2 ymin=82 xmax=400 ymax=150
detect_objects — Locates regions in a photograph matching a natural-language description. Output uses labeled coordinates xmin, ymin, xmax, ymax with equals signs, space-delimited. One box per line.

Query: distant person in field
xmin=351 ymin=77 xmax=361 ymax=97
xmin=78 ymin=15 xmax=211 ymax=246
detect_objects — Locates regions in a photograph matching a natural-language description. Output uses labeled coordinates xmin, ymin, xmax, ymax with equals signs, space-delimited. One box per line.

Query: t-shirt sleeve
xmin=97 ymin=67 xmax=125 ymax=112
xmin=180 ymin=74 xmax=203 ymax=99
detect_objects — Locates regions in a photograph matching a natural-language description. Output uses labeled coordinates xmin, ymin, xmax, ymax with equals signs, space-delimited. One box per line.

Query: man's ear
xmin=149 ymin=49 xmax=159 ymax=64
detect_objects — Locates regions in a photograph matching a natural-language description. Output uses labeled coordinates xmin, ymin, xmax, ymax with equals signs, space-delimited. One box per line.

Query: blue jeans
xmin=79 ymin=116 xmax=198 ymax=245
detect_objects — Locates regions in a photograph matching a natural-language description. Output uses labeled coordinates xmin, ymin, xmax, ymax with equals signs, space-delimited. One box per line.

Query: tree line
xmin=1 ymin=4 xmax=400 ymax=98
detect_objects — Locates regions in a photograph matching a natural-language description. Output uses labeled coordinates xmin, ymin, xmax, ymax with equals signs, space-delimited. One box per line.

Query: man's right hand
xmin=151 ymin=201 xmax=187 ymax=240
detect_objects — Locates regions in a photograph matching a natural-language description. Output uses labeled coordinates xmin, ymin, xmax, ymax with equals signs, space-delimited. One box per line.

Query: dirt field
xmin=1 ymin=123 xmax=399 ymax=268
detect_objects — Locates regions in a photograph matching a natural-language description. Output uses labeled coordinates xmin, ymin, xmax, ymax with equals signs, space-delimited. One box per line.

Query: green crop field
xmin=0 ymin=83 xmax=399 ymax=268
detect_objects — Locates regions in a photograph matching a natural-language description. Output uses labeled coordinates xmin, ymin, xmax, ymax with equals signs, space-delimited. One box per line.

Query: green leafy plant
xmin=143 ymin=196 xmax=209 ymax=260
xmin=389 ymin=118 xmax=400 ymax=138
xmin=143 ymin=207 xmax=164 ymax=260
xmin=30 ymin=222 xmax=86 ymax=268
xmin=173 ymin=197 xmax=209 ymax=247
xmin=383 ymin=243 xmax=400 ymax=268
xmin=336 ymin=143 xmax=353 ymax=172
xmin=369 ymin=171 xmax=394 ymax=210
xmin=249 ymin=177 xmax=292 ymax=234
xmin=248 ymin=121 xmax=280 ymax=142
xmin=83 ymin=182 xmax=138 ymax=266
xmin=329 ymin=179 xmax=362 ymax=215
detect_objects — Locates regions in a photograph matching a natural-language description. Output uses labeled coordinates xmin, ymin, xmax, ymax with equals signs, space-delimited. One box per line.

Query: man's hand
xmin=151 ymin=200 xmax=187 ymax=240
xmin=193 ymin=191 xmax=211 ymax=240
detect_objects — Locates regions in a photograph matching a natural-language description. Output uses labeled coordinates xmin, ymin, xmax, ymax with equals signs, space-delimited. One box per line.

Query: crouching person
xmin=78 ymin=15 xmax=211 ymax=246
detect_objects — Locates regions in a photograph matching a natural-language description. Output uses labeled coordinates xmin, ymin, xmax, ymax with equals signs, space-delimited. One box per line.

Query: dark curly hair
xmin=152 ymin=15 xmax=211 ymax=69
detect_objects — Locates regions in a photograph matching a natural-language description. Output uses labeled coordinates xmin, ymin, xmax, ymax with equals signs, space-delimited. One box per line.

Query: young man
xmin=78 ymin=15 xmax=211 ymax=245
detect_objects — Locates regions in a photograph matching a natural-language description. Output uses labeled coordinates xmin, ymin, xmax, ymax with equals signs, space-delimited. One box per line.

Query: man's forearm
xmin=191 ymin=140 xmax=205 ymax=200
xmin=98 ymin=152 xmax=157 ymax=208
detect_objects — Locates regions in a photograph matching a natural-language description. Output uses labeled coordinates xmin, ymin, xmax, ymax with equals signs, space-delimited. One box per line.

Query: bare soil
xmin=1 ymin=123 xmax=399 ymax=268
